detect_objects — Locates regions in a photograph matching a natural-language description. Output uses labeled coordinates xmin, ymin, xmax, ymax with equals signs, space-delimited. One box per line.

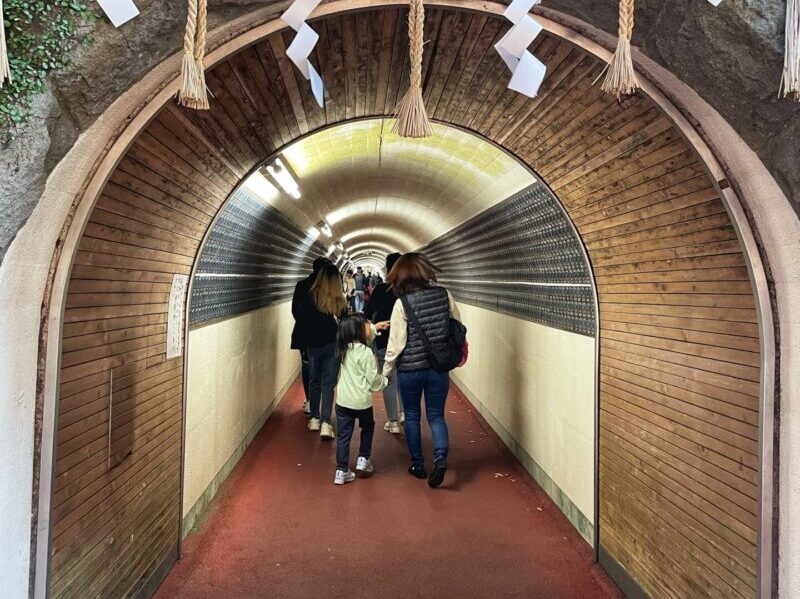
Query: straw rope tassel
xmin=178 ymin=0 xmax=209 ymax=109
xmin=0 ymin=0 xmax=11 ymax=87
xmin=601 ymin=0 xmax=640 ymax=98
xmin=393 ymin=0 xmax=433 ymax=138
xmin=189 ymin=0 xmax=210 ymax=109
xmin=781 ymin=0 xmax=800 ymax=100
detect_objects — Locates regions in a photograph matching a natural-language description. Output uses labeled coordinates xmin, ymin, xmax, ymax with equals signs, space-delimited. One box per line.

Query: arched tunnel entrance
xmin=36 ymin=3 xmax=774 ymax=599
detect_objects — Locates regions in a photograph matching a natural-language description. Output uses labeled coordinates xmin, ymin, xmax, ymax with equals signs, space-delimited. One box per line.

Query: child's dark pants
xmin=335 ymin=405 xmax=375 ymax=470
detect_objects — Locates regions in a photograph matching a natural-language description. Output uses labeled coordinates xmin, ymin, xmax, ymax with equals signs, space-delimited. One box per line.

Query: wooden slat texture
xmin=53 ymin=8 xmax=761 ymax=599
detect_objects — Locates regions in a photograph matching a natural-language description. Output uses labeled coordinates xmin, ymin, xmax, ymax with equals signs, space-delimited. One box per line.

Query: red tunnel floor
xmin=156 ymin=379 xmax=622 ymax=599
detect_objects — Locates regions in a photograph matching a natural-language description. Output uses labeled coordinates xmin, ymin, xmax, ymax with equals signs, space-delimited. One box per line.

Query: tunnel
xmin=1 ymin=1 xmax=798 ymax=598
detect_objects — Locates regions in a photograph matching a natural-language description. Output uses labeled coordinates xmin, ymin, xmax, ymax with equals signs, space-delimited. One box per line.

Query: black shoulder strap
xmin=400 ymin=295 xmax=439 ymax=366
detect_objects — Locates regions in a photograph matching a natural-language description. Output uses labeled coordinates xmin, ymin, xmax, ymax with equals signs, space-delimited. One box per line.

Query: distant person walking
xmin=382 ymin=253 xmax=460 ymax=488
xmin=364 ymin=252 xmax=403 ymax=434
xmin=353 ymin=266 xmax=367 ymax=312
xmin=290 ymin=256 xmax=331 ymax=415
xmin=306 ymin=263 xmax=348 ymax=439
xmin=343 ymin=269 xmax=356 ymax=312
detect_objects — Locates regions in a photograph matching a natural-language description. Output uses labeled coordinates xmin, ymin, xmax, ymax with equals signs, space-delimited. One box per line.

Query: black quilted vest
xmin=397 ymin=286 xmax=450 ymax=372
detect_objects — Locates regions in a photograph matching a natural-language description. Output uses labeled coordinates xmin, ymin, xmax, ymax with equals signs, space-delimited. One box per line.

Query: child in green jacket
xmin=333 ymin=313 xmax=389 ymax=485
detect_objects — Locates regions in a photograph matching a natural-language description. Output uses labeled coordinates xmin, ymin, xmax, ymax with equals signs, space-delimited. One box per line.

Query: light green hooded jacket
xmin=336 ymin=326 xmax=388 ymax=410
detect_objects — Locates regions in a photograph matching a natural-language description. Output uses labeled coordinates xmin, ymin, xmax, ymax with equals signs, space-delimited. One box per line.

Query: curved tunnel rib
xmin=48 ymin=7 xmax=765 ymax=599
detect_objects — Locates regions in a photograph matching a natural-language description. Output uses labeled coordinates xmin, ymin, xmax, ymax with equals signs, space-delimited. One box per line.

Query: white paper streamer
xmin=494 ymin=0 xmax=546 ymax=98
xmin=96 ymin=0 xmax=140 ymax=27
xmin=281 ymin=0 xmax=324 ymax=107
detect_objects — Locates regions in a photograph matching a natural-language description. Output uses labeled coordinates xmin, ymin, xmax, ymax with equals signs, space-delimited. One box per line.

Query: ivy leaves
xmin=0 ymin=0 xmax=96 ymax=129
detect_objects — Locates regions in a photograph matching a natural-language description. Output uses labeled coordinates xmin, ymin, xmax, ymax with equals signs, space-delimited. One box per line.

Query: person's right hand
xmin=375 ymin=321 xmax=391 ymax=331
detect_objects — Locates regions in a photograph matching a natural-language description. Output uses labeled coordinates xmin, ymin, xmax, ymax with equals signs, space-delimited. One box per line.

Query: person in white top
xmin=381 ymin=253 xmax=459 ymax=488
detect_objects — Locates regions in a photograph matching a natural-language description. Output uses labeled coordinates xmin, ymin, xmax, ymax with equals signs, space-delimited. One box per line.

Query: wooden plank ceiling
xmin=53 ymin=6 xmax=761 ymax=599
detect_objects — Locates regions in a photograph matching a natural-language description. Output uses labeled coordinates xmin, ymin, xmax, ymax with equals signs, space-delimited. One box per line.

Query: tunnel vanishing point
xmin=1 ymin=1 xmax=799 ymax=598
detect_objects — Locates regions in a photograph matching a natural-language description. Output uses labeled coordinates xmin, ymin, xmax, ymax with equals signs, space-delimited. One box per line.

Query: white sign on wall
xmin=167 ymin=274 xmax=189 ymax=360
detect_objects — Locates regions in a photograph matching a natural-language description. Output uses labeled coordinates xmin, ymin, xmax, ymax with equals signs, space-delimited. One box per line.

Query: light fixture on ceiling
xmin=317 ymin=220 xmax=333 ymax=238
xmin=335 ymin=241 xmax=344 ymax=252
xmin=265 ymin=158 xmax=301 ymax=199
xmin=307 ymin=226 xmax=320 ymax=240
xmin=326 ymin=244 xmax=336 ymax=256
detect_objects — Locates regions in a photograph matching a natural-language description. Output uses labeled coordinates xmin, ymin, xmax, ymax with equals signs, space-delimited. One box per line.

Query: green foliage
xmin=0 ymin=0 xmax=96 ymax=129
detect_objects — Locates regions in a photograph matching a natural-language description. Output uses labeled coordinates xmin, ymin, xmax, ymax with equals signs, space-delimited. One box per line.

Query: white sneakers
xmin=307 ymin=418 xmax=333 ymax=439
xmin=384 ymin=421 xmax=402 ymax=434
xmin=320 ymin=422 xmax=335 ymax=439
xmin=356 ymin=457 xmax=374 ymax=477
xmin=334 ymin=458 xmax=373 ymax=485
xmin=334 ymin=469 xmax=356 ymax=485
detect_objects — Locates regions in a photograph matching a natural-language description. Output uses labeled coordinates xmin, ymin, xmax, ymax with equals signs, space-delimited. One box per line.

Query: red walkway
xmin=157 ymin=379 xmax=621 ymax=598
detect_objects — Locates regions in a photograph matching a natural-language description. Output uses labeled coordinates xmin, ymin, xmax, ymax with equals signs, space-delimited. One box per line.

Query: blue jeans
xmin=397 ymin=368 xmax=450 ymax=467
xmin=353 ymin=290 xmax=365 ymax=313
xmin=300 ymin=349 xmax=310 ymax=401
xmin=308 ymin=343 xmax=339 ymax=423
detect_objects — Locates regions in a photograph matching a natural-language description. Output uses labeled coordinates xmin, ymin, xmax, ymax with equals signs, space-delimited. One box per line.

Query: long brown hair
xmin=312 ymin=263 xmax=347 ymax=316
xmin=386 ymin=252 xmax=440 ymax=296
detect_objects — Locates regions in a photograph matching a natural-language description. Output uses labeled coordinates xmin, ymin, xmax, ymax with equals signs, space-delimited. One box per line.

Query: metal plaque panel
xmin=420 ymin=182 xmax=596 ymax=337
xmin=189 ymin=188 xmax=328 ymax=325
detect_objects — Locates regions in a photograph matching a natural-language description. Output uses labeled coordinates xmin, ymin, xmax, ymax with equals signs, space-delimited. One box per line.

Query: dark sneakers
xmin=428 ymin=461 xmax=447 ymax=488
xmin=408 ymin=465 xmax=427 ymax=479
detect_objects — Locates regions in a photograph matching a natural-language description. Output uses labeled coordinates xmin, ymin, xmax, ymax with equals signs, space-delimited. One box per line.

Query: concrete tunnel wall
xmin=4 ymin=1 xmax=796 ymax=599
xmin=183 ymin=303 xmax=300 ymax=531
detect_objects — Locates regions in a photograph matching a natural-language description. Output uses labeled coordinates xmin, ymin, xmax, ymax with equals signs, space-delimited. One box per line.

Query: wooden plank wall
xmin=53 ymin=8 xmax=761 ymax=598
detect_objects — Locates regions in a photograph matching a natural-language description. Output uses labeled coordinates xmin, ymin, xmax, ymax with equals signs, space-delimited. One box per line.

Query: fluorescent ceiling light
xmin=318 ymin=220 xmax=333 ymax=238
xmin=244 ymin=172 xmax=280 ymax=204
xmin=266 ymin=158 xmax=301 ymax=199
xmin=307 ymin=226 xmax=320 ymax=240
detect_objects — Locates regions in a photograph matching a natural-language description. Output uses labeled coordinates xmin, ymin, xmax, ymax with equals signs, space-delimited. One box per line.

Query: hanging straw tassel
xmin=781 ymin=0 xmax=800 ymax=101
xmin=178 ymin=0 xmax=209 ymax=109
xmin=393 ymin=0 xmax=433 ymax=138
xmin=189 ymin=0 xmax=209 ymax=109
xmin=0 ymin=0 xmax=11 ymax=87
xmin=600 ymin=0 xmax=640 ymax=98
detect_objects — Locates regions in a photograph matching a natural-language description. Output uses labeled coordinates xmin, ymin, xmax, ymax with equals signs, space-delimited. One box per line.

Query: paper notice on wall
xmin=167 ymin=274 xmax=189 ymax=360
xmin=96 ymin=0 xmax=140 ymax=27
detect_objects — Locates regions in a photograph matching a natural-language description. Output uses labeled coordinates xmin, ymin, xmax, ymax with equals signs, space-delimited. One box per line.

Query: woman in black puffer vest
xmin=381 ymin=253 xmax=459 ymax=488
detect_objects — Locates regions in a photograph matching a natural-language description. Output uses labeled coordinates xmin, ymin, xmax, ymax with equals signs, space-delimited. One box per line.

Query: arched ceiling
xmin=52 ymin=6 xmax=765 ymax=599
xmin=239 ymin=119 xmax=534 ymax=264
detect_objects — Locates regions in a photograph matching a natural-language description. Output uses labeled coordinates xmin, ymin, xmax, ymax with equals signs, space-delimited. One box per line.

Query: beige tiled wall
xmin=452 ymin=302 xmax=596 ymax=525
xmin=183 ymin=302 xmax=299 ymax=518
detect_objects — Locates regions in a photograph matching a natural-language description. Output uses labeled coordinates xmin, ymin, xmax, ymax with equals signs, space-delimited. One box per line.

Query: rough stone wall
xmin=0 ymin=0 xmax=797 ymax=263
